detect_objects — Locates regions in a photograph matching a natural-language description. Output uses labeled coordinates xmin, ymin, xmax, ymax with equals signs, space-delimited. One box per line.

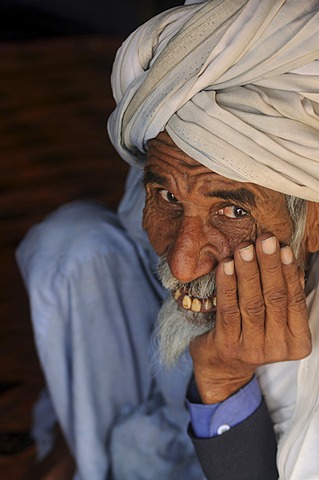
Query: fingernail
xmin=261 ymin=236 xmax=277 ymax=255
xmin=223 ymin=260 xmax=234 ymax=275
xmin=280 ymin=246 xmax=293 ymax=265
xmin=239 ymin=244 xmax=253 ymax=262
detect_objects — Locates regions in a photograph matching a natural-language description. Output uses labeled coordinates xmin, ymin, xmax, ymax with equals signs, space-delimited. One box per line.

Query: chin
xmin=154 ymin=293 xmax=215 ymax=368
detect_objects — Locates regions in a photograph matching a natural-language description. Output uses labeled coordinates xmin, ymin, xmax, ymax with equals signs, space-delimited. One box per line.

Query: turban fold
xmin=107 ymin=0 xmax=319 ymax=202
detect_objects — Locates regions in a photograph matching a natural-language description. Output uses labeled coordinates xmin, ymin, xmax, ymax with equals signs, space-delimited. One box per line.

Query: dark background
xmin=0 ymin=0 xmax=184 ymax=478
xmin=0 ymin=0 xmax=183 ymax=39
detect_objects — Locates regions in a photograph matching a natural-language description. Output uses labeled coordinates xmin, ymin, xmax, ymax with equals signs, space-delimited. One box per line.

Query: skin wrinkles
xmin=143 ymin=131 xmax=317 ymax=405
xmin=143 ymin=131 xmax=293 ymax=287
xmin=207 ymin=188 xmax=256 ymax=207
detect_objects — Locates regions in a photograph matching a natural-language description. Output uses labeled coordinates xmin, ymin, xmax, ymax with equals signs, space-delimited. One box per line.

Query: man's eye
xmin=217 ymin=205 xmax=248 ymax=218
xmin=159 ymin=189 xmax=180 ymax=204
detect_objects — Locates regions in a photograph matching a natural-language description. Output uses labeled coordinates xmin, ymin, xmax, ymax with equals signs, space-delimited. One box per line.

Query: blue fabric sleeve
xmin=186 ymin=376 xmax=262 ymax=438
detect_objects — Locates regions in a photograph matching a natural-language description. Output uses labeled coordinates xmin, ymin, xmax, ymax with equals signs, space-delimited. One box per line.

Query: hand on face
xmin=190 ymin=233 xmax=312 ymax=404
xmin=143 ymin=131 xmax=313 ymax=403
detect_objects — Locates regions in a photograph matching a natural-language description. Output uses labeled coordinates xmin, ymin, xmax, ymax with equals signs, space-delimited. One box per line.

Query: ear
xmin=305 ymin=201 xmax=319 ymax=253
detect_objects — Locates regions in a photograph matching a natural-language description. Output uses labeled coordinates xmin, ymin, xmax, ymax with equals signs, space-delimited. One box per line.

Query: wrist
xmin=193 ymin=365 xmax=254 ymax=404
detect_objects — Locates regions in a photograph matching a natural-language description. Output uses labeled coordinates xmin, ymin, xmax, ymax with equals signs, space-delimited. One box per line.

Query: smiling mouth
xmin=173 ymin=288 xmax=217 ymax=313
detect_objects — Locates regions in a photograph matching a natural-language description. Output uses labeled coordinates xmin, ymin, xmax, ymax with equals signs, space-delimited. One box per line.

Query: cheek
xmin=143 ymin=200 xmax=176 ymax=255
xmin=254 ymin=211 xmax=293 ymax=245
xmin=251 ymin=193 xmax=293 ymax=244
xmin=211 ymin=217 xmax=257 ymax=254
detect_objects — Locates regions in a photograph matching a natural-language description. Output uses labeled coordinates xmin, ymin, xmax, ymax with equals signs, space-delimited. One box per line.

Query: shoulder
xmin=16 ymin=201 xmax=125 ymax=282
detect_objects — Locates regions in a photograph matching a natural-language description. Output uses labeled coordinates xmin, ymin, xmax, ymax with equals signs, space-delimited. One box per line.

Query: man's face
xmin=143 ymin=131 xmax=294 ymax=330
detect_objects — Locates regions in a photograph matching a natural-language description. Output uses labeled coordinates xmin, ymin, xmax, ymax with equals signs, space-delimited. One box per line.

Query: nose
xmin=166 ymin=215 xmax=230 ymax=283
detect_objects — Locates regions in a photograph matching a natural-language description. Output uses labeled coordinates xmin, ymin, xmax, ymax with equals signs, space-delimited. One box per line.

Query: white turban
xmin=107 ymin=0 xmax=319 ymax=202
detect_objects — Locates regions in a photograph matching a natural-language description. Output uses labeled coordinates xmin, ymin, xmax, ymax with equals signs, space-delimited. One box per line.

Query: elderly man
xmin=18 ymin=0 xmax=319 ymax=479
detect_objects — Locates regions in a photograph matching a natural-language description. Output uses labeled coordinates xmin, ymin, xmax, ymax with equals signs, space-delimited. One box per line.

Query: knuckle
xmin=218 ymin=302 xmax=240 ymax=323
xmin=264 ymin=335 xmax=289 ymax=361
xmin=288 ymin=290 xmax=307 ymax=312
xmin=241 ymin=301 xmax=265 ymax=319
xmin=273 ymin=347 xmax=289 ymax=362
xmin=267 ymin=349 xmax=289 ymax=364
xmin=264 ymin=288 xmax=287 ymax=308
xmin=243 ymin=350 xmax=263 ymax=365
xmin=220 ymin=313 xmax=241 ymax=334
xmin=289 ymin=274 xmax=303 ymax=290
xmin=264 ymin=262 xmax=282 ymax=275
xmin=243 ymin=349 xmax=266 ymax=366
xmin=220 ymin=285 xmax=238 ymax=301
xmin=289 ymin=335 xmax=312 ymax=360
xmin=220 ymin=342 xmax=242 ymax=362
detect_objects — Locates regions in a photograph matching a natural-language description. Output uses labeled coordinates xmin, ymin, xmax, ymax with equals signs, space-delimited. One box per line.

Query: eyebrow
xmin=143 ymin=167 xmax=256 ymax=207
xmin=143 ymin=168 xmax=168 ymax=187
xmin=207 ymin=188 xmax=256 ymax=207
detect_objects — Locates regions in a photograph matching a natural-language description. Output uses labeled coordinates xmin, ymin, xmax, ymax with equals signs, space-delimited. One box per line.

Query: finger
xmin=233 ymin=243 xmax=265 ymax=343
xmin=280 ymin=246 xmax=311 ymax=355
xmin=255 ymin=235 xmax=288 ymax=332
xmin=215 ymin=259 xmax=241 ymax=342
xmin=299 ymin=269 xmax=306 ymax=290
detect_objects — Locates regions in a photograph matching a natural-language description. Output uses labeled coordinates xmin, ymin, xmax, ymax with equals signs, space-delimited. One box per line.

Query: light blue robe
xmin=16 ymin=167 xmax=205 ymax=480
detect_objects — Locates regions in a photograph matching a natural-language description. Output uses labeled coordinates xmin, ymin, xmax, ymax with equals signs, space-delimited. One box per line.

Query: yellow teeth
xmin=191 ymin=298 xmax=201 ymax=312
xmin=174 ymin=288 xmax=183 ymax=300
xmin=203 ymin=298 xmax=213 ymax=311
xmin=182 ymin=295 xmax=192 ymax=310
xmin=174 ymin=288 xmax=217 ymax=312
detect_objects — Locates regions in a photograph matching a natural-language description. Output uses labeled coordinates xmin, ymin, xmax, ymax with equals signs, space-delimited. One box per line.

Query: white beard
xmin=155 ymin=216 xmax=306 ymax=368
xmin=155 ymin=294 xmax=213 ymax=367
xmin=155 ymin=257 xmax=216 ymax=367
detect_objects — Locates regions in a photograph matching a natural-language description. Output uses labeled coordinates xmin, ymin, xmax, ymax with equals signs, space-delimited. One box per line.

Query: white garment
xmin=257 ymin=252 xmax=319 ymax=479
xmin=108 ymin=0 xmax=319 ymax=201
xmin=106 ymin=2 xmax=319 ymax=470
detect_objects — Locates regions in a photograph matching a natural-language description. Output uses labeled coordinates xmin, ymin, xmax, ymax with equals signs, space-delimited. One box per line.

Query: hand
xmin=189 ymin=233 xmax=312 ymax=404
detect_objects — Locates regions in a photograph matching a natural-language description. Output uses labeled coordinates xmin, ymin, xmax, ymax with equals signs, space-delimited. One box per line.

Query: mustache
xmin=154 ymin=258 xmax=216 ymax=367
xmin=157 ymin=256 xmax=216 ymax=299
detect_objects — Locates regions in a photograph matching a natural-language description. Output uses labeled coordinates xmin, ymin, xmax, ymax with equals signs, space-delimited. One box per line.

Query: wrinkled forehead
xmin=146 ymin=130 xmax=216 ymax=179
xmin=147 ymin=130 xmax=198 ymax=165
xmin=146 ymin=131 xmax=220 ymax=190
xmin=145 ymin=131 xmax=286 ymax=206
xmin=146 ymin=130 xmax=249 ymax=182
